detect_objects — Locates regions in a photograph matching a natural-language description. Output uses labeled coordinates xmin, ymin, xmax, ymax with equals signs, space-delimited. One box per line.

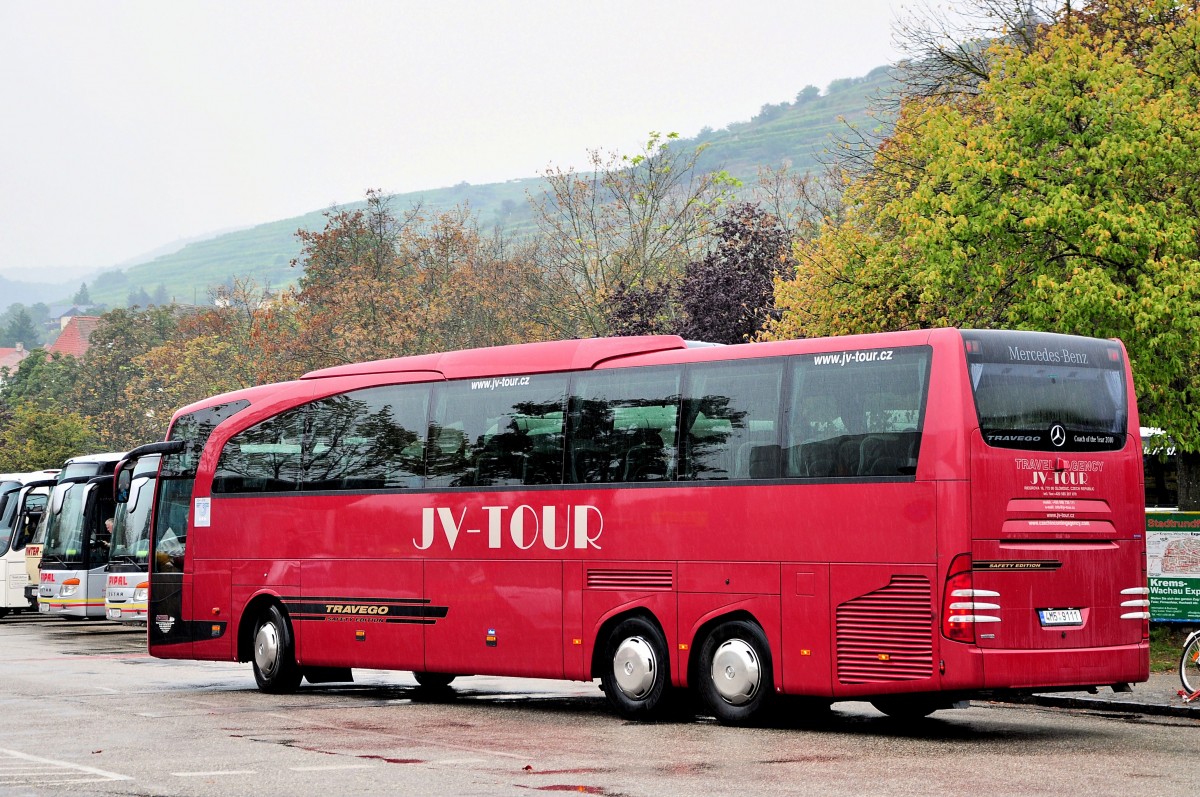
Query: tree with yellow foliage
xmin=766 ymin=0 xmax=1200 ymax=505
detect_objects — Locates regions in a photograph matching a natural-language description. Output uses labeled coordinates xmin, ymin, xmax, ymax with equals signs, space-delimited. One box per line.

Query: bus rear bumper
xmin=978 ymin=642 xmax=1149 ymax=690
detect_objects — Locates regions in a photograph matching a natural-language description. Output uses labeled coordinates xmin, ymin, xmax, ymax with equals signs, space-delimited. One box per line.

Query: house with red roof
xmin=0 ymin=342 xmax=31 ymax=381
xmin=45 ymin=316 xmax=102 ymax=358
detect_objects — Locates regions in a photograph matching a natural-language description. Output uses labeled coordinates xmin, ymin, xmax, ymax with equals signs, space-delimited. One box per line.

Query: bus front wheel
xmin=252 ymin=604 xmax=302 ymax=694
xmin=600 ymin=616 xmax=671 ymax=720
xmin=697 ymin=620 xmax=773 ymax=726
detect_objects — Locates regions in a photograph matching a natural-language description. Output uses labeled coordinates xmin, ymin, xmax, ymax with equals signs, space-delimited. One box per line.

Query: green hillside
xmin=84 ymin=66 xmax=896 ymax=308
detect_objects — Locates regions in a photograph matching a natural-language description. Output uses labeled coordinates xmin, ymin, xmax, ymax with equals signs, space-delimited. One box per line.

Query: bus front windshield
xmin=0 ymin=488 xmax=18 ymax=553
xmin=44 ymin=483 xmax=88 ymax=563
xmin=10 ymin=492 xmax=48 ymax=552
xmin=111 ymin=477 xmax=155 ymax=564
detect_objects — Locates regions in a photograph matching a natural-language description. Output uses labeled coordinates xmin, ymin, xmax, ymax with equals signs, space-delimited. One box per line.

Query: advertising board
xmin=1146 ymin=511 xmax=1200 ymax=622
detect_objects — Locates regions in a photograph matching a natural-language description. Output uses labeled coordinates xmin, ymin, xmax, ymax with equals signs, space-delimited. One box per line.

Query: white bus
xmin=104 ymin=455 xmax=159 ymax=624
xmin=0 ymin=472 xmax=58 ymax=616
xmin=38 ymin=453 xmax=126 ymax=618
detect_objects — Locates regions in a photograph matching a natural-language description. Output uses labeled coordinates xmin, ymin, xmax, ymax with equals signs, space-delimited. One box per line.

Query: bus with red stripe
xmin=124 ymin=329 xmax=1147 ymax=723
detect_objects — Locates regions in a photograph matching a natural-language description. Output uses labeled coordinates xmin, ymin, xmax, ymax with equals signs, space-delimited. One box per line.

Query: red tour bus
xmin=125 ymin=328 xmax=1148 ymax=724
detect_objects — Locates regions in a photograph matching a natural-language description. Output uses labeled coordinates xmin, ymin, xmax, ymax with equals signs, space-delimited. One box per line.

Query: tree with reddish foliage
xmin=603 ymin=203 xmax=795 ymax=344
xmin=677 ymin=203 xmax=794 ymax=344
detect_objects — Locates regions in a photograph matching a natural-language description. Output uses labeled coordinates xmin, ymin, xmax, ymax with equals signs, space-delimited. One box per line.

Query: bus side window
xmin=426 ymin=425 xmax=469 ymax=485
xmin=622 ymin=427 xmax=669 ymax=482
xmin=681 ymin=358 xmax=784 ymax=481
xmin=787 ymin=348 xmax=930 ymax=479
xmin=567 ymin=398 xmax=617 ymax=483
xmin=523 ymin=427 xmax=565 ymax=485
xmin=427 ymin=376 xmax=568 ymax=489
xmin=568 ymin=366 xmax=681 ymax=485
xmin=787 ymin=393 xmax=841 ymax=478
xmin=304 ymin=385 xmax=430 ymax=491
xmin=213 ymin=407 xmax=306 ymax=493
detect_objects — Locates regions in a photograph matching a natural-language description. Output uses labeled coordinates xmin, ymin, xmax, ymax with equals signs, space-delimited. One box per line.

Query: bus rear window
xmin=963 ymin=330 xmax=1127 ymax=451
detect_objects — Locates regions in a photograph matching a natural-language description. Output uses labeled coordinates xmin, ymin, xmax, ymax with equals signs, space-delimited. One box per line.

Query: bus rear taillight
xmin=942 ymin=554 xmax=1001 ymax=643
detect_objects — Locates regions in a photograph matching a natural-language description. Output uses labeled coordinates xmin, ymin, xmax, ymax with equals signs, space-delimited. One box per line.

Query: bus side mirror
xmin=115 ymin=464 xmax=132 ymax=504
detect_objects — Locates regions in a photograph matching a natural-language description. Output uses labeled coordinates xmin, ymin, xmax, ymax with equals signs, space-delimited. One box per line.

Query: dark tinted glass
xmin=0 ymin=486 xmax=16 ymax=547
xmin=154 ymin=400 xmax=250 ymax=573
xmin=682 ymin=359 xmax=784 ymax=480
xmin=963 ymin=330 xmax=1127 ymax=451
xmin=785 ymin=346 xmax=930 ymax=478
xmin=304 ymin=385 xmax=430 ymax=490
xmin=427 ymin=375 xmax=568 ymax=488
xmin=8 ymin=490 xmax=47 ymax=552
xmin=111 ymin=476 xmax=155 ymax=561
xmin=568 ymin=367 xmax=681 ymax=483
xmin=213 ymin=407 xmax=306 ymax=493
xmin=0 ymin=487 xmax=16 ymax=552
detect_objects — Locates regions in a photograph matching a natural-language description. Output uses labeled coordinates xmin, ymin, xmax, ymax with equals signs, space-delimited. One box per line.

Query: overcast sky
xmin=0 ymin=0 xmax=903 ymax=284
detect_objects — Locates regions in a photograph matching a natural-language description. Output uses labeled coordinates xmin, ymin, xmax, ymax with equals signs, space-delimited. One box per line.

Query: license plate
xmin=1038 ymin=608 xmax=1082 ymax=626
xmin=107 ymin=608 xmax=121 ymax=620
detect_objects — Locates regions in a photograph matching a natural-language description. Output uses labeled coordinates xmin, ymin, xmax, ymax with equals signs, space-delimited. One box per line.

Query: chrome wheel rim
xmin=710 ymin=638 xmax=760 ymax=705
xmin=612 ymin=636 xmax=657 ymax=700
xmin=254 ymin=621 xmax=281 ymax=677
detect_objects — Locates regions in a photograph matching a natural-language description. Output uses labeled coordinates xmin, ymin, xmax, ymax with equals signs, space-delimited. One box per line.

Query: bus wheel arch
xmin=692 ymin=614 xmax=774 ymax=726
xmin=242 ymin=597 xmax=302 ymax=694
xmin=593 ymin=610 xmax=672 ymax=720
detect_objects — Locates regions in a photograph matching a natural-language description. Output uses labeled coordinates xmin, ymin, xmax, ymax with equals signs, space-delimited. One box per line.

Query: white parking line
xmin=0 ymin=747 xmax=132 ymax=782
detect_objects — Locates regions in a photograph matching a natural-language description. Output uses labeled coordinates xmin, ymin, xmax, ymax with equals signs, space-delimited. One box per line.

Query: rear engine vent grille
xmin=586 ymin=569 xmax=673 ymax=591
xmin=836 ymin=575 xmax=934 ymax=684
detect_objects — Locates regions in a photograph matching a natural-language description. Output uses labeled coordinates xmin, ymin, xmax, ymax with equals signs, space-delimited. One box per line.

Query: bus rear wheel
xmin=252 ymin=604 xmax=302 ymax=694
xmin=697 ymin=619 xmax=773 ymax=726
xmin=600 ymin=616 xmax=671 ymax=720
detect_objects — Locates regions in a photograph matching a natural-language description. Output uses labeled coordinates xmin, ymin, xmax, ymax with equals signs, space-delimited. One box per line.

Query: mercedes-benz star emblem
xmin=1050 ymin=424 xmax=1067 ymax=447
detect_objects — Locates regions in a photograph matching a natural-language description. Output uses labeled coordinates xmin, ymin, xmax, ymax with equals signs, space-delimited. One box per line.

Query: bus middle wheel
xmin=252 ymin=604 xmax=302 ymax=694
xmin=600 ymin=616 xmax=670 ymax=720
xmin=870 ymin=695 xmax=940 ymax=720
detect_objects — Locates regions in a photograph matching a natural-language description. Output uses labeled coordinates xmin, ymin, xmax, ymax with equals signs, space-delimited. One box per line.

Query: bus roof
xmin=301 ymin=336 xmax=691 ymax=381
xmin=171 ymin=381 xmax=296 ymax=420
xmin=0 ymin=470 xmax=60 ymax=485
xmin=62 ymin=452 xmax=127 ymax=466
